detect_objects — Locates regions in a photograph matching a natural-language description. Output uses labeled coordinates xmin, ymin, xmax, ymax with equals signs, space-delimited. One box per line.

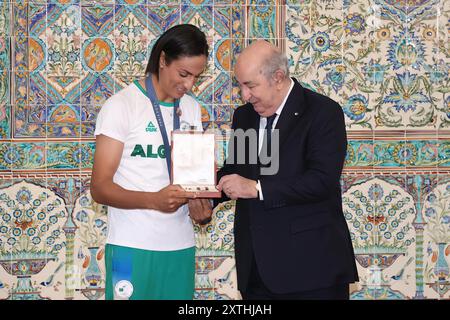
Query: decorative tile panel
xmin=0 ymin=0 xmax=449 ymax=300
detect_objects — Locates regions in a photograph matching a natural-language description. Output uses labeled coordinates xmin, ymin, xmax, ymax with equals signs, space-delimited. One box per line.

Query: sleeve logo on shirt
xmin=131 ymin=144 xmax=165 ymax=159
xmin=145 ymin=121 xmax=157 ymax=133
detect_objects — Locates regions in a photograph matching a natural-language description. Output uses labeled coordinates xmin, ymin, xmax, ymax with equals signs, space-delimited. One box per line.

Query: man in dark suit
xmin=216 ymin=40 xmax=359 ymax=299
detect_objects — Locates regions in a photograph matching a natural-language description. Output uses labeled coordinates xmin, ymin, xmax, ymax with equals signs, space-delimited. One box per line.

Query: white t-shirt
xmin=94 ymin=81 xmax=202 ymax=251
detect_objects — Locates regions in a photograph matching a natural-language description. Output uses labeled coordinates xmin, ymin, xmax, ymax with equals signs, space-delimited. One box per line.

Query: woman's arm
xmin=90 ymin=134 xmax=190 ymax=213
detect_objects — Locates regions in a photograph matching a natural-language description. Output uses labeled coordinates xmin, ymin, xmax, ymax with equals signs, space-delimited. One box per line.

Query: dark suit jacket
xmin=217 ymin=78 xmax=359 ymax=294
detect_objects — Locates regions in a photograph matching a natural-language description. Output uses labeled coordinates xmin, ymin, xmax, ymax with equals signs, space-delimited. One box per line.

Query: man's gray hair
xmin=260 ymin=50 xmax=290 ymax=80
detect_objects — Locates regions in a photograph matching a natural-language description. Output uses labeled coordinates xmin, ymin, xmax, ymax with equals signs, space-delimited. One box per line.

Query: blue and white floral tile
xmin=342 ymin=174 xmax=417 ymax=299
xmin=68 ymin=190 xmax=108 ymax=300
xmin=1 ymin=0 xmax=449 ymax=301
xmin=0 ymin=180 xmax=68 ymax=300
xmin=284 ymin=2 xmax=310 ymax=71
xmin=421 ymin=177 xmax=450 ymax=299
xmin=434 ymin=48 xmax=450 ymax=129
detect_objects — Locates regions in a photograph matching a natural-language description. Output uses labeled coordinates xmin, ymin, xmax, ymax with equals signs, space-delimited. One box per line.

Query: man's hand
xmin=217 ymin=174 xmax=258 ymax=200
xmin=153 ymin=185 xmax=194 ymax=213
xmin=188 ymin=199 xmax=213 ymax=225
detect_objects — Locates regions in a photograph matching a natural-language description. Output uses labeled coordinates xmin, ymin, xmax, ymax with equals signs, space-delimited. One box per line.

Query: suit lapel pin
xmin=294 ymin=112 xmax=299 ymax=116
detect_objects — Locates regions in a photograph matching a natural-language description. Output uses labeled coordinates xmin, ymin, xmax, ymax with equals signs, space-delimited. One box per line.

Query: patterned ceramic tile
xmin=213 ymin=104 xmax=234 ymax=123
xmin=46 ymin=142 xmax=94 ymax=170
xmin=0 ymin=2 xmax=9 ymax=131
xmin=81 ymin=4 xmax=115 ymax=38
xmin=0 ymin=104 xmax=10 ymax=139
xmin=421 ymin=177 xmax=450 ymax=298
xmin=285 ymin=1 xmax=312 ymax=79
xmin=248 ymin=2 xmax=280 ymax=43
xmin=345 ymin=139 xmax=375 ymax=168
xmin=70 ymin=190 xmax=107 ymax=300
xmin=0 ymin=179 xmax=67 ymax=300
xmin=146 ymin=4 xmax=181 ymax=32
xmin=342 ymin=175 xmax=417 ymax=299
xmin=181 ymin=4 xmax=214 ymax=37
xmin=194 ymin=200 xmax=239 ymax=299
xmin=0 ymin=0 xmax=449 ymax=300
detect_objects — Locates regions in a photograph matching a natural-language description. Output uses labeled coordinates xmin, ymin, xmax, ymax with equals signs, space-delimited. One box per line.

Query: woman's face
xmin=159 ymin=53 xmax=207 ymax=100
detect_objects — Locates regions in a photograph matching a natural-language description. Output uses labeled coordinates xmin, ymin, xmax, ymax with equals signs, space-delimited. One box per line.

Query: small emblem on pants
xmin=114 ymin=280 xmax=134 ymax=299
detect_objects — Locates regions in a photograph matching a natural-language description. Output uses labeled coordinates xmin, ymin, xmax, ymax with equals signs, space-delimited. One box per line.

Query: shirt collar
xmin=271 ymin=78 xmax=295 ymax=118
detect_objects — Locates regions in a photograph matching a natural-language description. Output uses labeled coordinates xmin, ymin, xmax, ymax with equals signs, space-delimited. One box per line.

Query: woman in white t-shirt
xmin=91 ymin=24 xmax=212 ymax=300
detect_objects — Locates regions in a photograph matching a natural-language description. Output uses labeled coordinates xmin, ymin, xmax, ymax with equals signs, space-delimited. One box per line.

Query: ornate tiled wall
xmin=0 ymin=0 xmax=449 ymax=300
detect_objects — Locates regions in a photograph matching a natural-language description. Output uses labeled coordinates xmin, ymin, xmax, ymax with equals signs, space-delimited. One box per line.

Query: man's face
xmin=235 ymin=62 xmax=277 ymax=117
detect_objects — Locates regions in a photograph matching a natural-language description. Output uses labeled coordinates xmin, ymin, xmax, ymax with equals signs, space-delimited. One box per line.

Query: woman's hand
xmin=153 ymin=185 xmax=193 ymax=213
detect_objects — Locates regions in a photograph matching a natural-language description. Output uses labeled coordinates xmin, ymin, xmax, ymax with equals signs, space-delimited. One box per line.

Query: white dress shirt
xmin=257 ymin=78 xmax=295 ymax=200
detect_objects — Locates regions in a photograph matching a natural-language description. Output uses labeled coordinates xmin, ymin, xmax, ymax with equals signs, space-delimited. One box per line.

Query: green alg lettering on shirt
xmin=131 ymin=144 xmax=166 ymax=159
xmin=131 ymin=144 xmax=146 ymax=157
xmin=146 ymin=144 xmax=158 ymax=158
xmin=158 ymin=145 xmax=165 ymax=158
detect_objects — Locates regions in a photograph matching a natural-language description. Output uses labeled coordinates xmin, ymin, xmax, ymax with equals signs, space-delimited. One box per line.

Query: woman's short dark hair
xmin=145 ymin=24 xmax=209 ymax=77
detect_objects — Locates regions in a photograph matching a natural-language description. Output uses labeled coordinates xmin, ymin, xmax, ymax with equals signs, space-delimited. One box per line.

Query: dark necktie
xmin=260 ymin=113 xmax=277 ymax=160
